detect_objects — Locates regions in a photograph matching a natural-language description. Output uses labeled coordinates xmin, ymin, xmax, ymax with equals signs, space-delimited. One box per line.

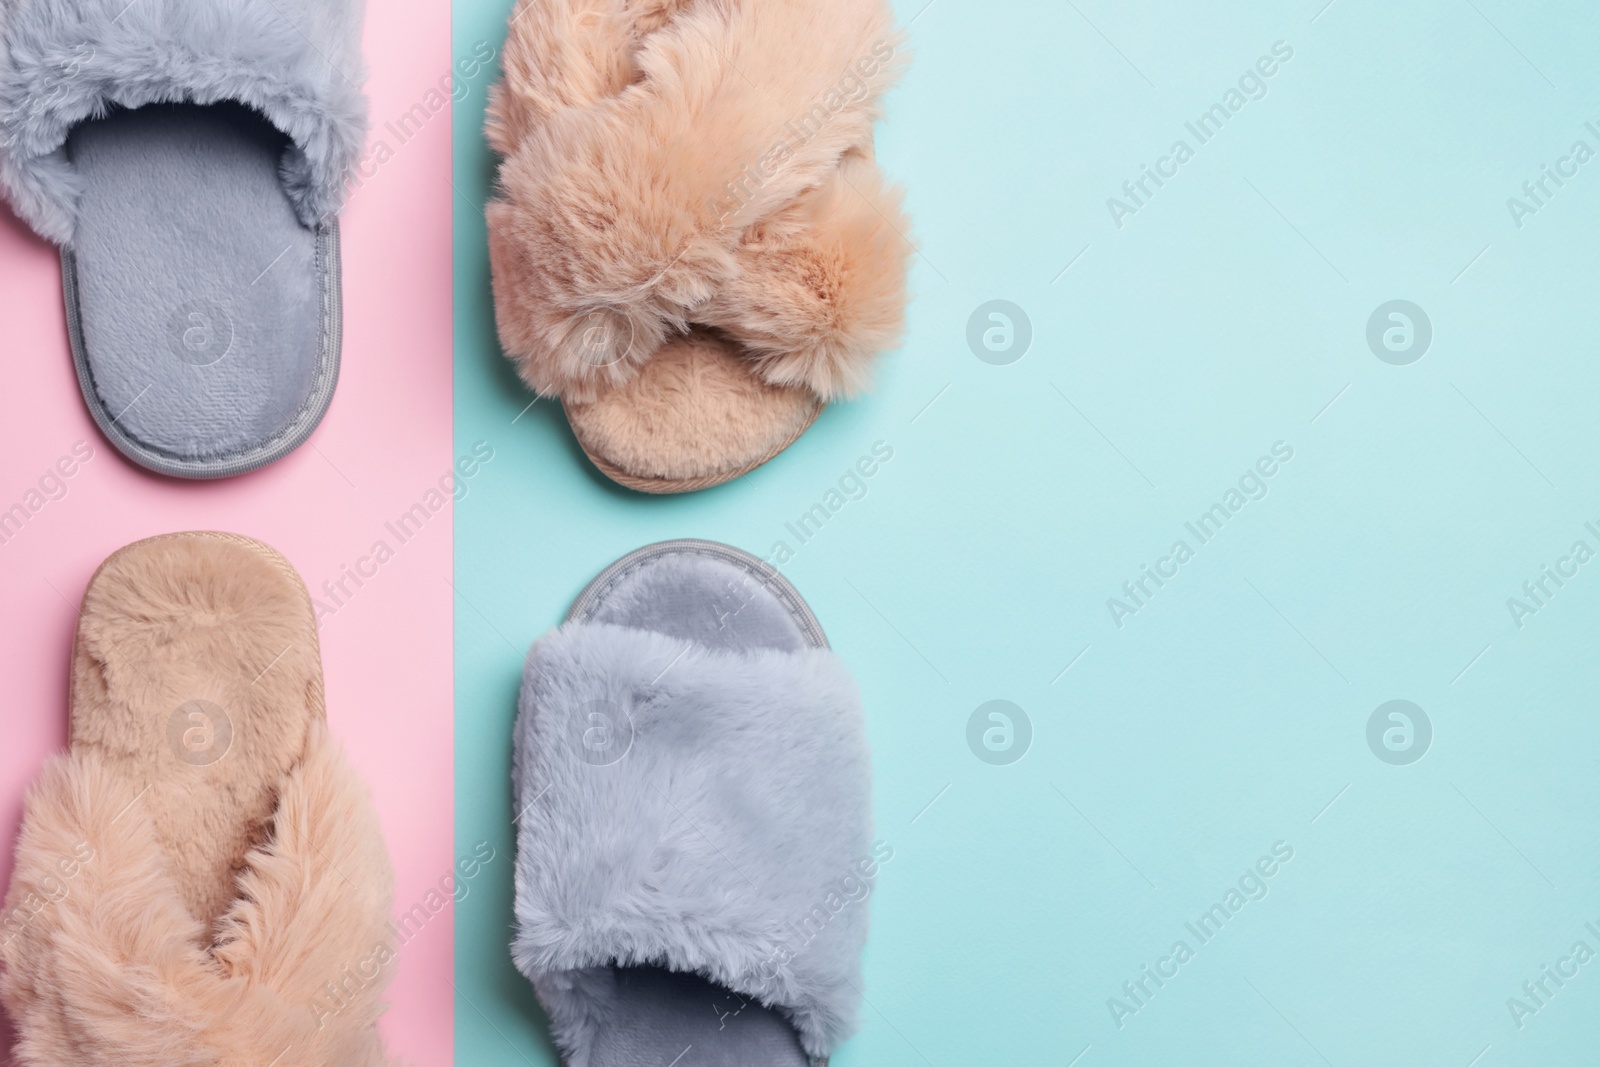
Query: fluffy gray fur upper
xmin=0 ymin=0 xmax=366 ymax=243
xmin=513 ymin=622 xmax=874 ymax=1062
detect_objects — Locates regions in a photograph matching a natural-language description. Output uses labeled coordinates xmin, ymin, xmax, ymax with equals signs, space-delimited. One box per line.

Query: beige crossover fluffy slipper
xmin=0 ymin=532 xmax=398 ymax=1067
xmin=487 ymin=0 xmax=911 ymax=492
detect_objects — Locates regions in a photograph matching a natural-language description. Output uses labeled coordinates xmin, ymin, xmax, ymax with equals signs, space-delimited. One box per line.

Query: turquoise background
xmin=455 ymin=1 xmax=1600 ymax=1063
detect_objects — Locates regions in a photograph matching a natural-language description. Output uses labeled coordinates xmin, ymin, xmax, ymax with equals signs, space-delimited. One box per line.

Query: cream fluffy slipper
xmin=487 ymin=0 xmax=911 ymax=493
xmin=0 ymin=532 xmax=398 ymax=1067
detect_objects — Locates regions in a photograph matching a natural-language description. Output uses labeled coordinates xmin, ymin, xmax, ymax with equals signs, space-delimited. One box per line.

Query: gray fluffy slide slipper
xmin=513 ymin=540 xmax=879 ymax=1066
xmin=0 ymin=0 xmax=368 ymax=478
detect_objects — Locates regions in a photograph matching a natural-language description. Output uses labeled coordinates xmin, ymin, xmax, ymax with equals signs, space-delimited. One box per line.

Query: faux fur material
xmin=0 ymin=0 xmax=368 ymax=243
xmin=512 ymin=622 xmax=873 ymax=1062
xmin=487 ymin=0 xmax=909 ymax=404
xmin=697 ymin=151 xmax=909 ymax=399
xmin=0 ymin=725 xmax=398 ymax=1066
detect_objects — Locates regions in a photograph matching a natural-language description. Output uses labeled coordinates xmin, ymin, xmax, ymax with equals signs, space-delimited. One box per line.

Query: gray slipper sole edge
xmin=566 ymin=538 xmax=828 ymax=648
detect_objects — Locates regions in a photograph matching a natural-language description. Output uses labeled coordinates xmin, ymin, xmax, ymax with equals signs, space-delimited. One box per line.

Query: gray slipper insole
xmin=64 ymin=102 xmax=339 ymax=479
xmin=563 ymin=540 xmax=821 ymax=1067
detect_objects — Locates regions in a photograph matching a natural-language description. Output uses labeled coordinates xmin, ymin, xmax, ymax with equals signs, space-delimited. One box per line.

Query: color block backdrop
xmin=455 ymin=0 xmax=1600 ymax=1064
xmin=0 ymin=3 xmax=455 ymax=1061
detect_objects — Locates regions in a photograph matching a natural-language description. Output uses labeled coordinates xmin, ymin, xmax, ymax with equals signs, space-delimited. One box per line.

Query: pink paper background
xmin=0 ymin=11 xmax=455 ymax=1064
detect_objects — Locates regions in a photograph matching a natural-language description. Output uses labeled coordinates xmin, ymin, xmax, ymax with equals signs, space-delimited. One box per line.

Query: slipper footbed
xmin=68 ymin=532 xmax=325 ymax=927
xmin=67 ymin=102 xmax=336 ymax=476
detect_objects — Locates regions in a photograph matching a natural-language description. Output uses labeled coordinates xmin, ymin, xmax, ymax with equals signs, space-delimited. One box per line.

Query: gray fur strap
xmin=512 ymin=621 xmax=877 ymax=1061
xmin=0 ymin=0 xmax=367 ymax=243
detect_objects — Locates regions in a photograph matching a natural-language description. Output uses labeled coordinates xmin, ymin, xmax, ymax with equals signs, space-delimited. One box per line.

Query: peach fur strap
xmin=486 ymin=0 xmax=910 ymax=404
xmin=0 ymin=723 xmax=398 ymax=1067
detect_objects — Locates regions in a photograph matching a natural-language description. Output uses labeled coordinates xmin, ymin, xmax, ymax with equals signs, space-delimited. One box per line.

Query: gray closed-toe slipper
xmin=513 ymin=540 xmax=877 ymax=1067
xmin=0 ymin=0 xmax=367 ymax=478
